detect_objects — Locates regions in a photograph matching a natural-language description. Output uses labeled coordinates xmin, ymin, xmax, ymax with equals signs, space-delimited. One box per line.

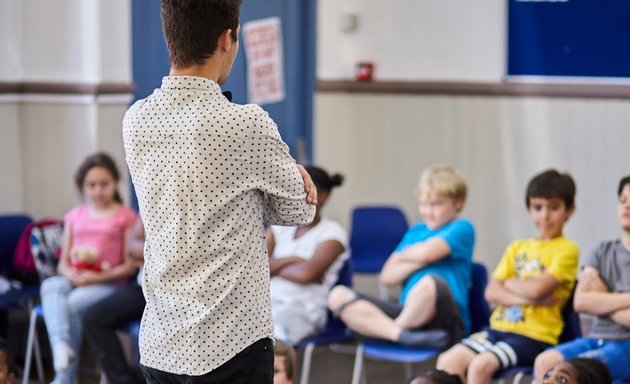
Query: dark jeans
xmin=83 ymin=283 xmax=146 ymax=384
xmin=140 ymin=338 xmax=274 ymax=384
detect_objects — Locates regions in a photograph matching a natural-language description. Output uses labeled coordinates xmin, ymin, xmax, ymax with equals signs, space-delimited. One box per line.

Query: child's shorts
xmin=461 ymin=328 xmax=551 ymax=369
xmin=554 ymin=337 xmax=630 ymax=381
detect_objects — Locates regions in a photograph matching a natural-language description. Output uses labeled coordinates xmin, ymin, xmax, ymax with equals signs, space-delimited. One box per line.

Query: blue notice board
xmin=508 ymin=0 xmax=630 ymax=79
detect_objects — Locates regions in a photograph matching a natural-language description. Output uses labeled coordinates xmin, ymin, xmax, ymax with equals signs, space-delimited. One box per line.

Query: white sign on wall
xmin=242 ymin=17 xmax=285 ymax=105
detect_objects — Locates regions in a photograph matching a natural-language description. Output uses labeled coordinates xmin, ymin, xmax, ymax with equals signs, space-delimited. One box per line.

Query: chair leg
xmin=351 ymin=343 xmax=365 ymax=384
xmin=299 ymin=343 xmax=314 ymax=384
xmin=513 ymin=371 xmax=526 ymax=384
xmin=33 ymin=331 xmax=44 ymax=384
xmin=23 ymin=307 xmax=42 ymax=384
xmin=404 ymin=363 xmax=413 ymax=382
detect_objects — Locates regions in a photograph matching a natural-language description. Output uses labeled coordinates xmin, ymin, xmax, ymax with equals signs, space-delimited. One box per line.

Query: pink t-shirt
xmin=64 ymin=204 xmax=137 ymax=268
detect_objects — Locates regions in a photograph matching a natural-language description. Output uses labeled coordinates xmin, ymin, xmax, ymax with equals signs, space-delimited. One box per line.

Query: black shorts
xmin=461 ymin=328 xmax=551 ymax=369
xmin=353 ymin=275 xmax=465 ymax=344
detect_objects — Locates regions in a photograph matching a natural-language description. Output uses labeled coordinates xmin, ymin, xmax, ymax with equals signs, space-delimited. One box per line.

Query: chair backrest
xmin=0 ymin=214 xmax=33 ymax=276
xmin=559 ymin=287 xmax=581 ymax=343
xmin=349 ymin=206 xmax=408 ymax=274
xmin=469 ymin=262 xmax=491 ymax=334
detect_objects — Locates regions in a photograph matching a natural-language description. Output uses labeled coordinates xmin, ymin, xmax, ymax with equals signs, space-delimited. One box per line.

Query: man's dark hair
xmin=618 ymin=175 xmax=630 ymax=197
xmin=525 ymin=169 xmax=576 ymax=208
xmin=161 ymin=0 xmax=242 ymax=68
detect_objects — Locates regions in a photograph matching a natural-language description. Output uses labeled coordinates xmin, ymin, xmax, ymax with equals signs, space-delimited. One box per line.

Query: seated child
xmin=267 ymin=166 xmax=348 ymax=344
xmin=273 ymin=340 xmax=297 ymax=384
xmin=534 ymin=175 xmax=630 ymax=383
xmin=328 ymin=165 xmax=475 ymax=348
xmin=541 ymin=357 xmax=611 ymax=384
xmin=437 ymin=169 xmax=579 ymax=383
xmin=0 ymin=338 xmax=15 ymax=384
xmin=409 ymin=369 xmax=462 ymax=384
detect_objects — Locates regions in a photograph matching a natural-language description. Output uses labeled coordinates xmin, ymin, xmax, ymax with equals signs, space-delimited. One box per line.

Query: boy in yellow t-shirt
xmin=437 ymin=169 xmax=579 ymax=384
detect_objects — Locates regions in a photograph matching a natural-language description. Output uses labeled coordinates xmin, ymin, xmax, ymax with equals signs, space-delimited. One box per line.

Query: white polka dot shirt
xmin=122 ymin=76 xmax=315 ymax=375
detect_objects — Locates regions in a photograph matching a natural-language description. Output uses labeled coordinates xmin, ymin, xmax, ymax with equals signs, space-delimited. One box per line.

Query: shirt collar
xmin=161 ymin=76 xmax=223 ymax=96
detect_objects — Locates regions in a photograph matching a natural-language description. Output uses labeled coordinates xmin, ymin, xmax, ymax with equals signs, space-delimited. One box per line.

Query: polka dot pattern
xmin=122 ymin=76 xmax=315 ymax=375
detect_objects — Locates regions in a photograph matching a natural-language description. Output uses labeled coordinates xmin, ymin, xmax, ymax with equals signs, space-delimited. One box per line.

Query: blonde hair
xmin=274 ymin=340 xmax=296 ymax=380
xmin=418 ymin=165 xmax=467 ymax=201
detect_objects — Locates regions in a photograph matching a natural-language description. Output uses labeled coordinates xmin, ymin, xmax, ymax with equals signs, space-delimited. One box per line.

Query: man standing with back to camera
xmin=122 ymin=1 xmax=317 ymax=383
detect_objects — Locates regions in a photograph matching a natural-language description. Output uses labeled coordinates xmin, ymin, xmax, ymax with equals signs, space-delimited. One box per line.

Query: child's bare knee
xmin=437 ymin=346 xmax=470 ymax=377
xmin=328 ymin=285 xmax=355 ymax=311
xmin=468 ymin=354 xmax=499 ymax=382
xmin=436 ymin=349 xmax=454 ymax=370
xmin=408 ymin=275 xmax=437 ymax=297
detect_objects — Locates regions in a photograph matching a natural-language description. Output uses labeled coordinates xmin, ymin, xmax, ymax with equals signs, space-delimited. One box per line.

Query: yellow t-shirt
xmin=490 ymin=237 xmax=579 ymax=345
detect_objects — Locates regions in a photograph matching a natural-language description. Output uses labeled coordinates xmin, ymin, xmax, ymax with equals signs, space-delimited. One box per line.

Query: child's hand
xmin=536 ymin=294 xmax=560 ymax=307
xmin=68 ymin=270 xmax=100 ymax=286
xmin=579 ymin=267 xmax=608 ymax=292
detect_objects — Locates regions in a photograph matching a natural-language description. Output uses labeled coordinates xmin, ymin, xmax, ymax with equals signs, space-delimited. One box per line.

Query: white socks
xmin=52 ymin=341 xmax=75 ymax=371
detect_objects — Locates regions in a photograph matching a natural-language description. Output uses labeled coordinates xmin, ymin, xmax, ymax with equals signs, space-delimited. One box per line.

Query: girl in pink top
xmin=40 ymin=153 xmax=137 ymax=384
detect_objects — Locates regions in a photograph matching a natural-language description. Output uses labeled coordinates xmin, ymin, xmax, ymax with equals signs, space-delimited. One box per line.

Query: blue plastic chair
xmin=351 ymin=262 xmax=490 ymax=384
xmin=0 ymin=214 xmax=43 ymax=384
xmin=349 ymin=206 xmax=408 ymax=298
xmin=0 ymin=214 xmax=33 ymax=278
xmin=350 ymin=206 xmax=408 ymax=274
xmin=495 ymin=287 xmax=582 ymax=384
xmin=294 ymin=259 xmax=353 ymax=384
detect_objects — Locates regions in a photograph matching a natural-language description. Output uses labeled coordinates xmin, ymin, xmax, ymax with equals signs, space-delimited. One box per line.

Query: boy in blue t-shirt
xmin=327 ymin=165 xmax=475 ymax=348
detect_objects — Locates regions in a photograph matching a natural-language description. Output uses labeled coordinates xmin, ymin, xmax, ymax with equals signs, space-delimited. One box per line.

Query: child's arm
xmin=379 ymin=238 xmax=450 ymax=286
xmin=502 ymin=272 xmax=559 ymax=302
xmin=610 ymin=308 xmax=630 ymax=327
xmin=56 ymin=224 xmax=74 ymax=279
xmin=485 ymin=278 xmax=538 ymax=306
xmin=573 ymin=267 xmax=630 ymax=315
xmin=273 ymin=240 xmax=345 ymax=284
xmin=266 ymin=229 xmax=304 ymax=275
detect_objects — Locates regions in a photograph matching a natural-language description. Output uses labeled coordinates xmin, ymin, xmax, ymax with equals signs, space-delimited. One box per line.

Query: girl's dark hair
xmin=618 ymin=175 xmax=630 ymax=197
xmin=0 ymin=338 xmax=15 ymax=375
xmin=304 ymin=166 xmax=344 ymax=193
xmin=568 ymin=358 xmax=611 ymax=384
xmin=161 ymin=0 xmax=242 ymax=68
xmin=525 ymin=169 xmax=576 ymax=208
xmin=75 ymin=152 xmax=123 ymax=204
xmin=409 ymin=369 xmax=463 ymax=384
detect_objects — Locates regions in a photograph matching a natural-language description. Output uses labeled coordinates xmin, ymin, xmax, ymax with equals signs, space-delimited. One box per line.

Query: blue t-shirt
xmin=398 ymin=218 xmax=475 ymax=334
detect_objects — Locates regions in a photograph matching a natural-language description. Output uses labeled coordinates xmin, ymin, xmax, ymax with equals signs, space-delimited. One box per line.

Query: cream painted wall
xmin=317 ymin=0 xmax=505 ymax=81
xmin=0 ymin=0 xmax=132 ymax=218
xmin=0 ymin=0 xmax=21 ymax=81
xmin=314 ymin=93 xmax=630 ymax=268
xmin=0 ymin=102 xmax=24 ymax=212
xmin=17 ymin=101 xmax=130 ymax=219
xmin=19 ymin=0 xmax=131 ymax=83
